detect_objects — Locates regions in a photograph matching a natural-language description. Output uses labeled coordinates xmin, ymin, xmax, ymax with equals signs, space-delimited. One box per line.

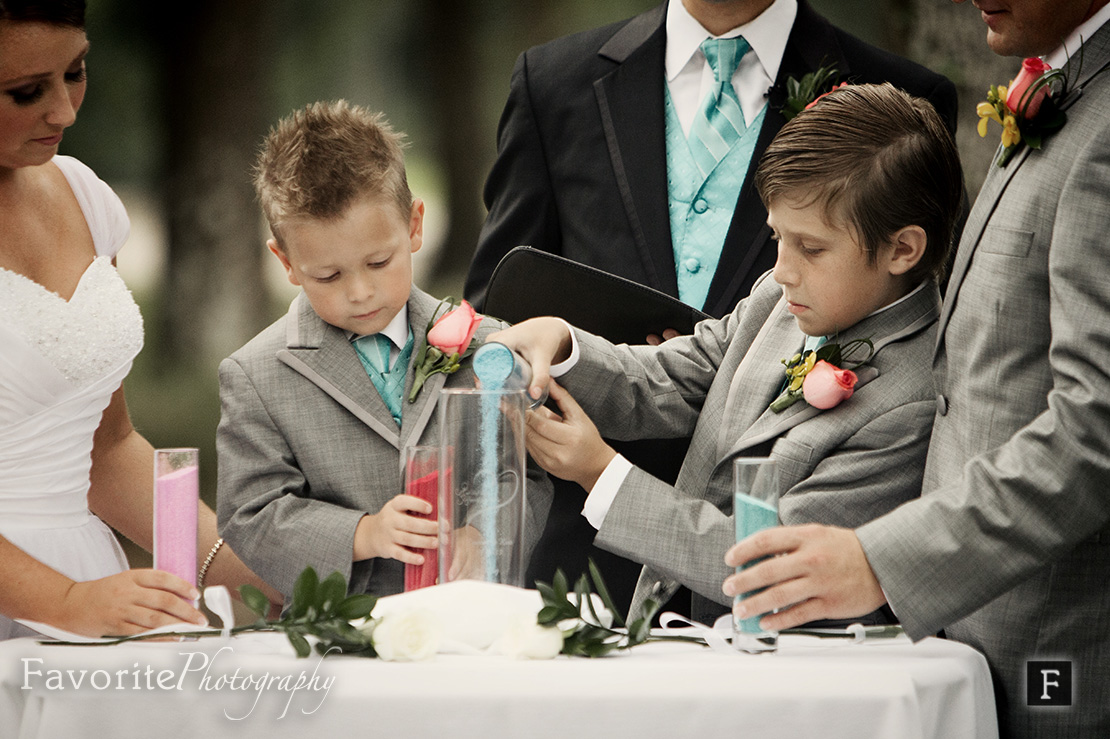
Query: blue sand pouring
xmin=472 ymin=342 xmax=548 ymax=408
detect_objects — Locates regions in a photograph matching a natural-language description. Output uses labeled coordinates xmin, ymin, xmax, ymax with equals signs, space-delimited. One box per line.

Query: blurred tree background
xmin=62 ymin=0 xmax=1008 ymax=556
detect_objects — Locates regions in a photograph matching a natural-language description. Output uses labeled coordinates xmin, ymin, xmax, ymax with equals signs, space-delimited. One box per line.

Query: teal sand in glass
xmin=438 ymin=346 xmax=528 ymax=588
xmin=732 ymin=457 xmax=780 ymax=653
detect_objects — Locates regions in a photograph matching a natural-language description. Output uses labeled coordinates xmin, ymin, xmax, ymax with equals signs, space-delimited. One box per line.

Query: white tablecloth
xmin=0 ymin=632 xmax=997 ymax=739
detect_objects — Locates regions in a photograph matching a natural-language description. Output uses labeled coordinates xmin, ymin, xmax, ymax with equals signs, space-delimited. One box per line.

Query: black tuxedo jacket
xmin=465 ymin=0 xmax=958 ymax=319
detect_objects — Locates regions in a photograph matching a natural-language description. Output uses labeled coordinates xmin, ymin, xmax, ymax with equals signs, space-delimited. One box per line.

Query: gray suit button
xmin=651 ymin=581 xmax=664 ymax=595
xmin=937 ymin=394 xmax=948 ymax=416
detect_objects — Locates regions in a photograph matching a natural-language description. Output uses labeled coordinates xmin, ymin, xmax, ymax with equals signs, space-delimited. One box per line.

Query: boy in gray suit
xmin=216 ymin=101 xmax=551 ymax=603
xmin=491 ymin=84 xmax=963 ymax=624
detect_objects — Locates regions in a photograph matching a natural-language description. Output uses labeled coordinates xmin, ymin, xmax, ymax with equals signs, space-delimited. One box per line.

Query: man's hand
xmin=645 ymin=328 xmax=682 ymax=345
xmin=487 ymin=317 xmax=573 ymax=401
xmin=722 ymin=524 xmax=886 ymax=630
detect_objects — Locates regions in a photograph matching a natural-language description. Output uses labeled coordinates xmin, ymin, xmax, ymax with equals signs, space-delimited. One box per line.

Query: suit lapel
xmin=399 ymin=289 xmax=452 ymax=454
xmin=717 ymin=297 xmax=803 ymax=457
xmin=276 ymin=292 xmax=401 ymax=449
xmin=719 ymin=283 xmax=939 ymax=463
xmin=703 ymin=0 xmax=850 ymax=317
xmin=595 ymin=4 xmax=677 ymax=297
xmin=1063 ymin=23 xmax=1110 ymax=96
xmin=725 ymin=366 xmax=880 ymax=459
xmin=936 ymin=145 xmax=1032 ymax=347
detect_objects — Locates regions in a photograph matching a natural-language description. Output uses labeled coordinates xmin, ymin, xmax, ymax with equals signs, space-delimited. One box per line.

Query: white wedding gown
xmin=0 ymin=156 xmax=142 ymax=639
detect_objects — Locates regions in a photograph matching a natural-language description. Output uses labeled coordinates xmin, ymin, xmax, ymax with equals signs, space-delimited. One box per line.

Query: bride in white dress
xmin=0 ymin=1 xmax=279 ymax=638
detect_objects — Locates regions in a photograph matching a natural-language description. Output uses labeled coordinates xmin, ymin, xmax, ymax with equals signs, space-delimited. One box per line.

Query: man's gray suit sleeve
xmin=857 ymin=119 xmax=1110 ymax=640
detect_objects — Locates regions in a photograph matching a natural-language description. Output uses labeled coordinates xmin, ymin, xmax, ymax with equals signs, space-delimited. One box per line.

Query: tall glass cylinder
xmin=154 ymin=448 xmax=199 ymax=589
xmin=732 ymin=457 xmax=780 ymax=654
xmin=403 ymin=445 xmax=440 ymax=592
xmin=438 ymin=388 xmax=527 ymax=587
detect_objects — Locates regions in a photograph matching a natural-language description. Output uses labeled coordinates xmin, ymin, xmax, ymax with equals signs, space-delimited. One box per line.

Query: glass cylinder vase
xmin=732 ymin=457 xmax=780 ymax=654
xmin=438 ymin=387 xmax=528 ymax=587
xmin=403 ymin=445 xmax=441 ymax=592
xmin=153 ymin=448 xmax=199 ymax=589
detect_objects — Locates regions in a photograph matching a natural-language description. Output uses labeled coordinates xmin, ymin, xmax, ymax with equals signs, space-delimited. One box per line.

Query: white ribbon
xmin=657 ymin=612 xmax=901 ymax=652
xmin=657 ymin=611 xmax=735 ymax=654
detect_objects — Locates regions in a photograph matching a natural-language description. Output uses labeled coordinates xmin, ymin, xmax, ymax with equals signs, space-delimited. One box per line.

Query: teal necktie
xmin=804 ymin=335 xmax=828 ymax=354
xmin=353 ymin=332 xmax=413 ymax=426
xmin=354 ymin=333 xmax=394 ymax=373
xmin=689 ymin=37 xmax=750 ymax=181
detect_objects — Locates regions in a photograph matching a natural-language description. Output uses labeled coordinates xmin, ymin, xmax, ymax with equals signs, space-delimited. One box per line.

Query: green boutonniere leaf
xmin=780 ymin=64 xmax=841 ymax=121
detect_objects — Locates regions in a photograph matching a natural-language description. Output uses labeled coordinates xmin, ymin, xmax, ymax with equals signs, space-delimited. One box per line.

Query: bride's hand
xmin=57 ymin=569 xmax=207 ymax=637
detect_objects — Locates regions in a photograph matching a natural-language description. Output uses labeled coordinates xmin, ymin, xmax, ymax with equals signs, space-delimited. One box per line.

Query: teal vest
xmin=665 ymin=85 xmax=765 ymax=310
xmin=353 ymin=330 xmax=415 ymax=427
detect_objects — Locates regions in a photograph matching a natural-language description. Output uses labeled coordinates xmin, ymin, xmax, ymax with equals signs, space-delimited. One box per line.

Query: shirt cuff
xmin=548 ymin=318 xmax=579 ymax=378
xmin=581 ymin=454 xmax=633 ymax=530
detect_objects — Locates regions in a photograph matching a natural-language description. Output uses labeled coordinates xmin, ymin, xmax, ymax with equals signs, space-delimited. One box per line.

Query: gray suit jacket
xmin=561 ymin=273 xmax=939 ymax=621
xmin=216 ymin=287 xmax=552 ymax=600
xmin=856 ymin=25 xmax=1110 ymax=739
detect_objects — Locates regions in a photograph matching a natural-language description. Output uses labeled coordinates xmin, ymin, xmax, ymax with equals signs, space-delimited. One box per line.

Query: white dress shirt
xmin=1044 ymin=3 xmax=1110 ymax=69
xmin=350 ymin=305 xmax=409 ymax=369
xmin=665 ymin=0 xmax=797 ymax=135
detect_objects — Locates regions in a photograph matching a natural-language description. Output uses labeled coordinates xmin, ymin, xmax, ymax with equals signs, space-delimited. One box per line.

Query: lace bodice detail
xmin=0 ymin=257 xmax=143 ymax=388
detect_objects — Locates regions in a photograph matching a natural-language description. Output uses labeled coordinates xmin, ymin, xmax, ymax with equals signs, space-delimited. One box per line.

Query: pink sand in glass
xmin=154 ymin=465 xmax=198 ymax=587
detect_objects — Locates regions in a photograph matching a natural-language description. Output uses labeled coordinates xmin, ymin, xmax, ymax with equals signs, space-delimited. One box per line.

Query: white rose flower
xmin=372 ymin=581 xmax=546 ymax=653
xmin=494 ymin=613 xmax=564 ymax=660
xmin=366 ymin=609 xmax=441 ymax=662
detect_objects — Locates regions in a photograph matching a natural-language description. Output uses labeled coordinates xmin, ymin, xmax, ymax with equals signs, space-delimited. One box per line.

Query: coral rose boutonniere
xmin=769 ymin=337 xmax=874 ymax=413
xmin=977 ymin=57 xmax=1067 ymax=167
xmin=804 ymin=81 xmax=850 ymax=112
xmin=408 ymin=297 xmax=483 ymax=402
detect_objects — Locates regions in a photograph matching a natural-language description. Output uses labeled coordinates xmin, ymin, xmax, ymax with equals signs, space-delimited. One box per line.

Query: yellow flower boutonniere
xmin=769 ymin=338 xmax=873 ymax=413
xmin=977 ymin=57 xmax=1066 ymax=167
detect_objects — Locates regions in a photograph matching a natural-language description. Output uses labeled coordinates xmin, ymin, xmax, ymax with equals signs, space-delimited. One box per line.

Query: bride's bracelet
xmin=197 ymin=537 xmax=225 ymax=589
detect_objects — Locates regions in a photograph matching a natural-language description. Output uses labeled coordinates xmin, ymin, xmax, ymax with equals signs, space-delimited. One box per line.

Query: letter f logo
xmin=1027 ymin=661 xmax=1072 ymax=706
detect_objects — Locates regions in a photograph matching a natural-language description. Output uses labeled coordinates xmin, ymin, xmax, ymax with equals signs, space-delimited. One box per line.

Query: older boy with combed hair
xmin=216 ymin=101 xmax=551 ymax=602
xmin=490 ymin=83 xmax=963 ymax=624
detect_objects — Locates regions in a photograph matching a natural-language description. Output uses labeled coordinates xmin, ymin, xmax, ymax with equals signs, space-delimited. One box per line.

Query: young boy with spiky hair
xmin=217 ymin=101 xmax=551 ymax=603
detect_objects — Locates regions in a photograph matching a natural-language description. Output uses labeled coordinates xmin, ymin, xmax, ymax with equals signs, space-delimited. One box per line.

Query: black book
xmin=483 ymin=246 xmax=709 ymax=345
